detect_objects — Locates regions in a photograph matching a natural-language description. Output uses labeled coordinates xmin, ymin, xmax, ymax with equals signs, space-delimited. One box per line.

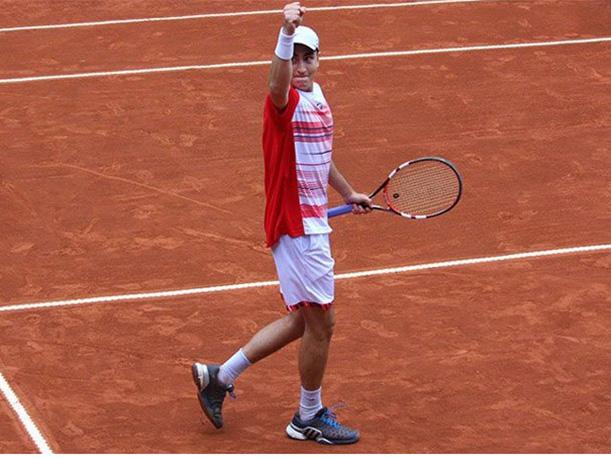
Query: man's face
xmin=291 ymin=44 xmax=319 ymax=92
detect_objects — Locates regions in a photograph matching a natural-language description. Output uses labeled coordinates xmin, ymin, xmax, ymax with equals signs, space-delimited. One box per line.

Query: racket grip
xmin=327 ymin=204 xmax=353 ymax=218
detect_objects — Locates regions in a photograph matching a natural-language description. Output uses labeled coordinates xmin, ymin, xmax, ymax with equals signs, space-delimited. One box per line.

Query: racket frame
xmin=327 ymin=156 xmax=462 ymax=219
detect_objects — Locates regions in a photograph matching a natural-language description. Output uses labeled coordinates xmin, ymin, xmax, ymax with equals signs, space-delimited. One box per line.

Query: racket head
xmin=381 ymin=157 xmax=462 ymax=219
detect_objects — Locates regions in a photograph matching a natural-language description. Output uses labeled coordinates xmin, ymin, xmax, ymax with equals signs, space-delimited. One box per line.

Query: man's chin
xmin=292 ymin=79 xmax=313 ymax=91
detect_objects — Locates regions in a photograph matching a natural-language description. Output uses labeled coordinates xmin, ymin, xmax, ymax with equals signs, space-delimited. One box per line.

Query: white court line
xmin=0 ymin=0 xmax=497 ymax=33
xmin=1 ymin=244 xmax=609 ymax=313
xmin=1 ymin=36 xmax=610 ymax=85
xmin=0 ymin=372 xmax=53 ymax=454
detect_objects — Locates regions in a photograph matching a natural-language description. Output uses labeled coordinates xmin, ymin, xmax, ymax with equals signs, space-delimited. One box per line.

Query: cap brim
xmin=294 ymin=41 xmax=318 ymax=52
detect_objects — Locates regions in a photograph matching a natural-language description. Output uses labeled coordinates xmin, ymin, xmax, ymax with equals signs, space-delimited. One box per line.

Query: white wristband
xmin=274 ymin=27 xmax=294 ymax=60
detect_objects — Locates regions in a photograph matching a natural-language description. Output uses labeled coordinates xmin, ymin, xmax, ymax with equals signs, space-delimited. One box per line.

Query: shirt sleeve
xmin=264 ymin=88 xmax=300 ymax=129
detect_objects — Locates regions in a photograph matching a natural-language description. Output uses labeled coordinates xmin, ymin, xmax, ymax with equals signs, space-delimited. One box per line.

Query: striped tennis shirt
xmin=263 ymin=83 xmax=334 ymax=247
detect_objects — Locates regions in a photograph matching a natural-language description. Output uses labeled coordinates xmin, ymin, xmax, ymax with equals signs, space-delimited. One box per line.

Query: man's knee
xmin=322 ymin=312 xmax=335 ymax=340
xmin=287 ymin=309 xmax=306 ymax=334
xmin=302 ymin=306 xmax=335 ymax=341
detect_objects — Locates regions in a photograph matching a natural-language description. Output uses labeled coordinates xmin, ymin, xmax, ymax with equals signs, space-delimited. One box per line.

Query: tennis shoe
xmin=191 ymin=362 xmax=235 ymax=429
xmin=286 ymin=406 xmax=360 ymax=445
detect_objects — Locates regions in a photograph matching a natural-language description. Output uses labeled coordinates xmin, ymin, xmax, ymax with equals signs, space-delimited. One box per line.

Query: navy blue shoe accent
xmin=286 ymin=406 xmax=359 ymax=445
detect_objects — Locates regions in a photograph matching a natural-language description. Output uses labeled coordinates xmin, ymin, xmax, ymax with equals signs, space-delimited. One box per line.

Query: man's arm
xmin=329 ymin=161 xmax=372 ymax=215
xmin=268 ymin=2 xmax=305 ymax=109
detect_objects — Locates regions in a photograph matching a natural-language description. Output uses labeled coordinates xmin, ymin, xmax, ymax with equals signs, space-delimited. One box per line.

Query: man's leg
xmin=298 ymin=305 xmax=334 ymax=423
xmin=286 ymin=305 xmax=360 ymax=445
xmin=193 ymin=311 xmax=305 ymax=428
xmin=242 ymin=310 xmax=305 ymax=363
xmin=299 ymin=306 xmax=335 ymax=391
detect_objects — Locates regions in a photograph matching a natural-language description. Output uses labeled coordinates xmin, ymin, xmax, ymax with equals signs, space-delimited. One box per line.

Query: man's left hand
xmin=346 ymin=192 xmax=372 ymax=215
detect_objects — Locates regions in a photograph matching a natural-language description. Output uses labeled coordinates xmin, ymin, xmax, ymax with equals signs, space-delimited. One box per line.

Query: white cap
xmin=293 ymin=26 xmax=319 ymax=52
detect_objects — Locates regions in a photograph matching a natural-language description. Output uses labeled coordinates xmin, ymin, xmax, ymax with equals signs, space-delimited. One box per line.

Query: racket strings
xmin=384 ymin=161 xmax=460 ymax=216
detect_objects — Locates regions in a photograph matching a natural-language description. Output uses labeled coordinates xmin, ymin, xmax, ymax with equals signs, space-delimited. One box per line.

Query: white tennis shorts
xmin=271 ymin=233 xmax=335 ymax=311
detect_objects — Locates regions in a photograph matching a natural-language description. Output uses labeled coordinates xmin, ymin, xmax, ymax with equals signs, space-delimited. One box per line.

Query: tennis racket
xmin=328 ymin=156 xmax=462 ymax=219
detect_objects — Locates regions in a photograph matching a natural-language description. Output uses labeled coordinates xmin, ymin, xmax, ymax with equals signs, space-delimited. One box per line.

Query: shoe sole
xmin=191 ymin=363 xmax=210 ymax=391
xmin=286 ymin=422 xmax=358 ymax=445
xmin=191 ymin=363 xmax=223 ymax=429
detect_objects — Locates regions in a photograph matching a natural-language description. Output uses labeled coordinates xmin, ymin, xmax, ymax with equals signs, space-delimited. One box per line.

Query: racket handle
xmin=327 ymin=204 xmax=353 ymax=218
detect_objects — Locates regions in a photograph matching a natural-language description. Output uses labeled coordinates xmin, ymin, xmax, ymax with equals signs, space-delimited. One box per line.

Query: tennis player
xmin=192 ymin=2 xmax=371 ymax=445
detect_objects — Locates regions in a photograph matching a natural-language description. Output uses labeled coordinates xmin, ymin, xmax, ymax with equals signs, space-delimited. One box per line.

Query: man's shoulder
xmin=264 ymin=88 xmax=301 ymax=122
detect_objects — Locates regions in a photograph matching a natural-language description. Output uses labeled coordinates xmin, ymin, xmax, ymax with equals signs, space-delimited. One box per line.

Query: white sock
xmin=218 ymin=349 xmax=251 ymax=386
xmin=299 ymin=386 xmax=323 ymax=421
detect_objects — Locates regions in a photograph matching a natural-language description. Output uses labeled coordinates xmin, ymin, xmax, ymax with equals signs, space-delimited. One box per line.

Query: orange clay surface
xmin=0 ymin=405 xmax=38 ymax=453
xmin=1 ymin=255 xmax=610 ymax=453
xmin=1 ymin=0 xmax=610 ymax=453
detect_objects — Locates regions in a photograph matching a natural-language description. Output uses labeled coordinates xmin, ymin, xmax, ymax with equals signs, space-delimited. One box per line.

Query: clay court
xmin=1 ymin=0 xmax=610 ymax=453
